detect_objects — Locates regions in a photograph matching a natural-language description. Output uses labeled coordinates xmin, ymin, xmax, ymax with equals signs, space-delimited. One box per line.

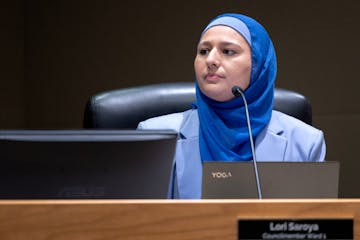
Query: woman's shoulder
xmin=269 ymin=110 xmax=322 ymax=136
xmin=137 ymin=109 xmax=195 ymax=132
xmin=267 ymin=110 xmax=326 ymax=161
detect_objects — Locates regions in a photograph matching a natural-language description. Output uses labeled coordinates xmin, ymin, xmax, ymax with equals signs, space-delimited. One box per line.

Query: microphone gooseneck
xmin=231 ymin=86 xmax=263 ymax=199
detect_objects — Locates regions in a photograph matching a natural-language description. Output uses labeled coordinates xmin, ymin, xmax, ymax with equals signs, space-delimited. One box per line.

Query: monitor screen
xmin=0 ymin=130 xmax=177 ymax=199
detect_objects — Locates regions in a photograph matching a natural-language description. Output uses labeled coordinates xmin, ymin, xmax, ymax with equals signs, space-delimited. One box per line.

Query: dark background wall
xmin=1 ymin=1 xmax=24 ymax=128
xmin=2 ymin=0 xmax=360 ymax=197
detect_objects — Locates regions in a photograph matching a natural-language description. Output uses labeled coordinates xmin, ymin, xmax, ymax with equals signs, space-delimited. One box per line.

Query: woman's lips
xmin=205 ymin=73 xmax=224 ymax=82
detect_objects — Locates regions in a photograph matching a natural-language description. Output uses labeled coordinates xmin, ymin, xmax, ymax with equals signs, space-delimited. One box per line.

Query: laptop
xmin=202 ymin=161 xmax=340 ymax=199
xmin=0 ymin=130 xmax=177 ymax=199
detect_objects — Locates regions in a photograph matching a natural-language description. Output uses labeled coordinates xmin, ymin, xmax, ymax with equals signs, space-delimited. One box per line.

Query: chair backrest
xmin=83 ymin=82 xmax=312 ymax=129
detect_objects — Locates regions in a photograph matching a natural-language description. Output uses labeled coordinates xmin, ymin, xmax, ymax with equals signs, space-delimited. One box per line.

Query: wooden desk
xmin=0 ymin=199 xmax=359 ymax=240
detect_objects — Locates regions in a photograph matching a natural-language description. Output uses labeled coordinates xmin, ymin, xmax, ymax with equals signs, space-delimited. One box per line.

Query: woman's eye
xmin=199 ymin=49 xmax=209 ymax=55
xmin=223 ymin=49 xmax=235 ymax=55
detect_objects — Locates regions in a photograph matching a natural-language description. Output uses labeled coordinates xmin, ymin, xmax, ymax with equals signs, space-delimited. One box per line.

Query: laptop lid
xmin=202 ymin=161 xmax=340 ymax=199
xmin=0 ymin=130 xmax=177 ymax=199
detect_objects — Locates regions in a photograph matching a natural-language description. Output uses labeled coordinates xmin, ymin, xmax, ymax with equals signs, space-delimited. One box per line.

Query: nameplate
xmin=238 ymin=219 xmax=353 ymax=240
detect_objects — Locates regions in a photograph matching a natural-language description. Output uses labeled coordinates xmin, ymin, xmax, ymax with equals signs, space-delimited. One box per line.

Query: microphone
xmin=231 ymin=86 xmax=263 ymax=199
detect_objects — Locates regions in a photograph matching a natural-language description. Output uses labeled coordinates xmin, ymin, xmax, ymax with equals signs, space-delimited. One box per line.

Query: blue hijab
xmin=195 ymin=13 xmax=277 ymax=161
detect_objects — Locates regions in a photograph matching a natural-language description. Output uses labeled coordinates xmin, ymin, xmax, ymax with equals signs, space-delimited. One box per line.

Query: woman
xmin=138 ymin=13 xmax=326 ymax=199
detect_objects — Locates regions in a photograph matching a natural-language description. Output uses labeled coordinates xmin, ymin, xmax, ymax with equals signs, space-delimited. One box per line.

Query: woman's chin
xmin=204 ymin=90 xmax=232 ymax=102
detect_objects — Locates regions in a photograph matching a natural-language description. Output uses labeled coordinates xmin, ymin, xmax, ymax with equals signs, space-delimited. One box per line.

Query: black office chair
xmin=83 ymin=82 xmax=312 ymax=129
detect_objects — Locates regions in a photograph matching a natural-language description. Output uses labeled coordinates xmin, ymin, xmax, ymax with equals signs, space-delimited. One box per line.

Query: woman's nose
xmin=206 ymin=49 xmax=220 ymax=69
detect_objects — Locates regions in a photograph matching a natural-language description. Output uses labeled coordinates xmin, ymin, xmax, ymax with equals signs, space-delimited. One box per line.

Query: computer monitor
xmin=0 ymin=130 xmax=177 ymax=199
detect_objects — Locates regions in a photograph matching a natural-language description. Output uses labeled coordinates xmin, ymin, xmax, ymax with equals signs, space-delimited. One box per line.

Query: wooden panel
xmin=0 ymin=199 xmax=359 ymax=240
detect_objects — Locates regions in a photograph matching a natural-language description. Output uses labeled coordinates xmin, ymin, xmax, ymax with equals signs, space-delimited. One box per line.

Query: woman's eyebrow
xmin=198 ymin=40 xmax=242 ymax=47
xmin=198 ymin=41 xmax=212 ymax=47
xmin=220 ymin=41 xmax=242 ymax=47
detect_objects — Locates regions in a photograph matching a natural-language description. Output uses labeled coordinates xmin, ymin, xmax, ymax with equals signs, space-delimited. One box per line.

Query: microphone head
xmin=231 ymin=86 xmax=243 ymax=97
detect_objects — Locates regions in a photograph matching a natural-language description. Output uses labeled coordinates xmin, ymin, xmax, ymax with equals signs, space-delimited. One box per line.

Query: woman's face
xmin=194 ymin=26 xmax=252 ymax=102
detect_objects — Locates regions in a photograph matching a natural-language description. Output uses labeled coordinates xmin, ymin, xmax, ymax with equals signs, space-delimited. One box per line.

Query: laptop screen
xmin=0 ymin=130 xmax=177 ymax=199
xmin=202 ymin=161 xmax=339 ymax=199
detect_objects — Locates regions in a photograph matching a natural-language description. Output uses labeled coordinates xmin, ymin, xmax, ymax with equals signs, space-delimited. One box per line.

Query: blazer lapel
xmin=255 ymin=116 xmax=287 ymax=161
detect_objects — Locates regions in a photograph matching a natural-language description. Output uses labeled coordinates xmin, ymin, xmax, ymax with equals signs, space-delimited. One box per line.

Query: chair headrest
xmin=84 ymin=82 xmax=312 ymax=129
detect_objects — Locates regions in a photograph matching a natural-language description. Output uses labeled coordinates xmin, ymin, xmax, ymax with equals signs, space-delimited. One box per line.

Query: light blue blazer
xmin=138 ymin=109 xmax=326 ymax=199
